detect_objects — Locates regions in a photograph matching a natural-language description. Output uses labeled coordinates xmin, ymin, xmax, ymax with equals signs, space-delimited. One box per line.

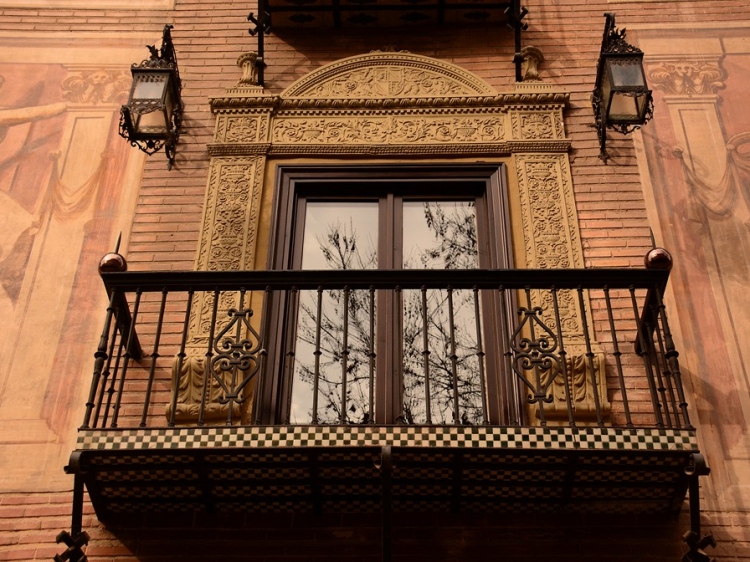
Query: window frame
xmin=259 ymin=164 xmax=519 ymax=425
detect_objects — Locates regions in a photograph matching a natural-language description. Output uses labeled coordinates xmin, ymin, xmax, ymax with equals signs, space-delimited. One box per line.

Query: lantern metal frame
xmin=119 ymin=25 xmax=183 ymax=170
xmin=591 ymin=13 xmax=654 ymax=162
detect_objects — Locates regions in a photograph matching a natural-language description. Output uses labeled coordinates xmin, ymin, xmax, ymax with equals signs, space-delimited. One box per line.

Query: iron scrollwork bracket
xmin=682 ymin=453 xmax=715 ymax=562
xmin=53 ymin=531 xmax=89 ymax=562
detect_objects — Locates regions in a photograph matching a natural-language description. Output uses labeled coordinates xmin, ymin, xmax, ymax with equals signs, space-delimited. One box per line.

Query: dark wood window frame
xmin=258 ymin=164 xmax=520 ymax=425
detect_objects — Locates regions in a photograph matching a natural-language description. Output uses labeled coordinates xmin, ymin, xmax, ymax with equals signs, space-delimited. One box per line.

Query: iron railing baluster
xmin=447 ymin=287 xmax=460 ymax=424
xmin=630 ymin=286 xmax=664 ymax=428
xmin=82 ymin=290 xmax=118 ymax=429
xmin=472 ymin=287 xmax=488 ymax=425
xmin=199 ymin=289 xmax=220 ymax=426
xmin=140 ymin=289 xmax=168 ymax=427
xmin=653 ymin=314 xmax=678 ymax=428
xmin=577 ymin=286 xmax=604 ymax=427
xmin=102 ymin=338 xmax=125 ymax=428
xmin=421 ymin=286 xmax=432 ymax=425
xmin=312 ymin=287 xmax=323 ymax=425
xmin=604 ymin=287 xmax=632 ymax=427
xmin=93 ymin=310 xmax=120 ymax=429
xmin=111 ymin=290 xmax=142 ymax=428
xmin=340 ymin=286 xmax=350 ymax=424
xmin=551 ymin=287 xmax=575 ymax=427
xmin=168 ymin=290 xmax=194 ymax=428
xmin=368 ymin=286 xmax=376 ymax=424
xmin=652 ymin=285 xmax=691 ymax=428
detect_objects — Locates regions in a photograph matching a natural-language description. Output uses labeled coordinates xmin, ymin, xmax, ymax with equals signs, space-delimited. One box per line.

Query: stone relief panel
xmin=173 ymin=156 xmax=265 ymax=424
xmin=272 ymin=114 xmax=507 ymax=145
xmin=61 ymin=68 xmax=130 ymax=105
xmin=282 ymin=52 xmax=497 ymax=99
xmin=215 ymin=115 xmax=269 ymax=144
xmin=510 ymin=109 xmax=564 ymax=141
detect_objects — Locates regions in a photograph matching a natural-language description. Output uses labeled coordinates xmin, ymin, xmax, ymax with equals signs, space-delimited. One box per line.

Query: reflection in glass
xmin=402 ymin=201 xmax=484 ymax=425
xmin=291 ymin=202 xmax=377 ymax=424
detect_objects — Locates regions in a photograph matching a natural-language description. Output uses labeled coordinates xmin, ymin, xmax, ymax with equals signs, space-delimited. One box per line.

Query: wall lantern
xmin=119 ymin=25 xmax=183 ymax=170
xmin=591 ymin=13 xmax=653 ymax=162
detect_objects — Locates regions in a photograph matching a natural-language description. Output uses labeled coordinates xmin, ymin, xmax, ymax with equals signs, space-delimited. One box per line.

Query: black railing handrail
xmin=102 ymin=267 xmax=670 ymax=293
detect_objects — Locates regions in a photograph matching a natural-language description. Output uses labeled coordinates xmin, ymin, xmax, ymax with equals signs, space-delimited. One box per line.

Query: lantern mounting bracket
xmin=119 ymin=24 xmax=183 ymax=170
xmin=591 ymin=13 xmax=654 ymax=163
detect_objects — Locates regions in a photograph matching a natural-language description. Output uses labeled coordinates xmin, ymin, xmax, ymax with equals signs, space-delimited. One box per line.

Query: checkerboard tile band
xmin=76 ymin=425 xmax=698 ymax=452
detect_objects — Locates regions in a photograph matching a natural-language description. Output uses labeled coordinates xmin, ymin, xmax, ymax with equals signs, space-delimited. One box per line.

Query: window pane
xmin=401 ymin=201 xmax=485 ymax=425
xmin=291 ymin=202 xmax=378 ymax=424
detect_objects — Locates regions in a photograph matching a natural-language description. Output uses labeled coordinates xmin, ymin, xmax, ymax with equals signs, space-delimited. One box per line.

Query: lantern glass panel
xmin=132 ymin=73 xmax=169 ymax=101
xmin=607 ymin=57 xmax=646 ymax=88
xmin=609 ymin=92 xmax=640 ymax=122
xmin=135 ymin=109 xmax=168 ymax=135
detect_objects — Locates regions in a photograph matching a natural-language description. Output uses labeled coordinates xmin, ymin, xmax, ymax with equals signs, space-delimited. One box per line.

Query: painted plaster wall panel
xmin=0 ymin=38 xmax=146 ymax=492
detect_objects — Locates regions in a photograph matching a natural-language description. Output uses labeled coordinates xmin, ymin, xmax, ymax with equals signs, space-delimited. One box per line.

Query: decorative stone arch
xmin=171 ymin=51 xmax=606 ymax=424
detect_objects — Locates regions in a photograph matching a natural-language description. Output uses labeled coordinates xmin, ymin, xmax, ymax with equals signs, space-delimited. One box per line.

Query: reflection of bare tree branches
xmin=291 ymin=202 xmax=484 ymax=425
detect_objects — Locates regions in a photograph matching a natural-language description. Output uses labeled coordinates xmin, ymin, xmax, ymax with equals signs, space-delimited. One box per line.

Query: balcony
xmin=68 ymin=266 xmax=698 ymax=522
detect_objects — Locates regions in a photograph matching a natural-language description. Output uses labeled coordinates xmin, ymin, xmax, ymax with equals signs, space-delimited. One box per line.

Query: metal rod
xmin=421 ymin=286 xmax=432 ymax=424
xmin=111 ymin=290 xmax=142 ymax=428
xmin=312 ymin=287 xmax=323 ymax=425
xmin=630 ymin=286 xmax=664 ymax=427
xmin=169 ymin=290 xmax=194 ymax=427
xmin=368 ymin=286 xmax=376 ymax=424
xmin=199 ymin=289 xmax=220 ymax=426
xmin=650 ymin=313 xmax=674 ymax=429
xmin=102 ymin=338 xmax=125 ymax=428
xmin=604 ymin=287 xmax=632 ymax=427
xmin=653 ymin=285 xmax=692 ymax=428
xmin=82 ymin=290 xmax=118 ymax=429
xmin=498 ymin=286 xmax=518 ymax=425
xmin=93 ymin=311 xmax=120 ymax=428
xmin=380 ymin=445 xmax=393 ymax=562
xmin=654 ymin=324 xmax=679 ymax=428
xmin=71 ymin=473 xmax=84 ymax=537
xmin=340 ymin=286 xmax=350 ymax=424
xmin=524 ymin=287 xmax=546 ymax=426
xmin=140 ymin=289 xmax=168 ymax=427
xmin=447 ymin=287 xmax=460 ymax=423
xmin=472 ymin=287 xmax=488 ymax=425
xmin=577 ymin=287 xmax=603 ymax=426
xmin=551 ymin=288 xmax=575 ymax=427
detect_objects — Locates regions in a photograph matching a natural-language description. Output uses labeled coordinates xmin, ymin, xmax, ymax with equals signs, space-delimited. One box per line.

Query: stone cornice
xmin=207 ymin=140 xmax=573 ymax=157
xmin=210 ymin=92 xmax=570 ymax=113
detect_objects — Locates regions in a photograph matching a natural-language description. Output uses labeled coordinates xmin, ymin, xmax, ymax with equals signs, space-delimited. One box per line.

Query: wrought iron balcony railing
xmin=80 ymin=267 xmax=690 ymax=432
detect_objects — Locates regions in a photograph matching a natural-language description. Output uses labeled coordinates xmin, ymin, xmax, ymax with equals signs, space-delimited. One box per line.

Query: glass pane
xmin=401 ymin=201 xmax=485 ymax=425
xmin=609 ymin=92 xmax=640 ymax=122
xmin=291 ymin=202 xmax=378 ymax=424
xmin=132 ymin=75 xmax=167 ymax=100
xmin=135 ymin=109 xmax=167 ymax=134
xmin=608 ymin=57 xmax=645 ymax=88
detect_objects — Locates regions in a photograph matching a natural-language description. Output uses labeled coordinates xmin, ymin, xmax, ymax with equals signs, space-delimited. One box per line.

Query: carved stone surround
xmin=172 ymin=52 xmax=604 ymax=424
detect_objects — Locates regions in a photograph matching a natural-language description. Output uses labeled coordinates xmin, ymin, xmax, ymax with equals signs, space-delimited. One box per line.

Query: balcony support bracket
xmin=682 ymin=453 xmax=715 ymax=562
xmin=377 ymin=445 xmax=393 ymax=562
xmin=53 ymin=471 xmax=89 ymax=562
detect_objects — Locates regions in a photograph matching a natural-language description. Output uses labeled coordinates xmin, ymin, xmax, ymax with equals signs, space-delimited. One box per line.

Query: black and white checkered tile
xmin=76 ymin=425 xmax=698 ymax=453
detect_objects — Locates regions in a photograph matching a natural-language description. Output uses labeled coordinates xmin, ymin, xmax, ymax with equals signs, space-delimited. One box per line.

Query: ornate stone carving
xmin=271 ymin=115 xmax=506 ymax=145
xmin=282 ymin=52 xmax=496 ymax=99
xmin=237 ymin=52 xmax=260 ymax=86
xmin=61 ymin=69 xmax=130 ymax=104
xmin=521 ymin=46 xmax=544 ymax=82
xmin=537 ymin=352 xmax=610 ymax=422
xmin=515 ymin=154 xmax=590 ymax=347
xmin=165 ymin=356 xmax=244 ymax=424
xmin=648 ymin=60 xmax=725 ymax=96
